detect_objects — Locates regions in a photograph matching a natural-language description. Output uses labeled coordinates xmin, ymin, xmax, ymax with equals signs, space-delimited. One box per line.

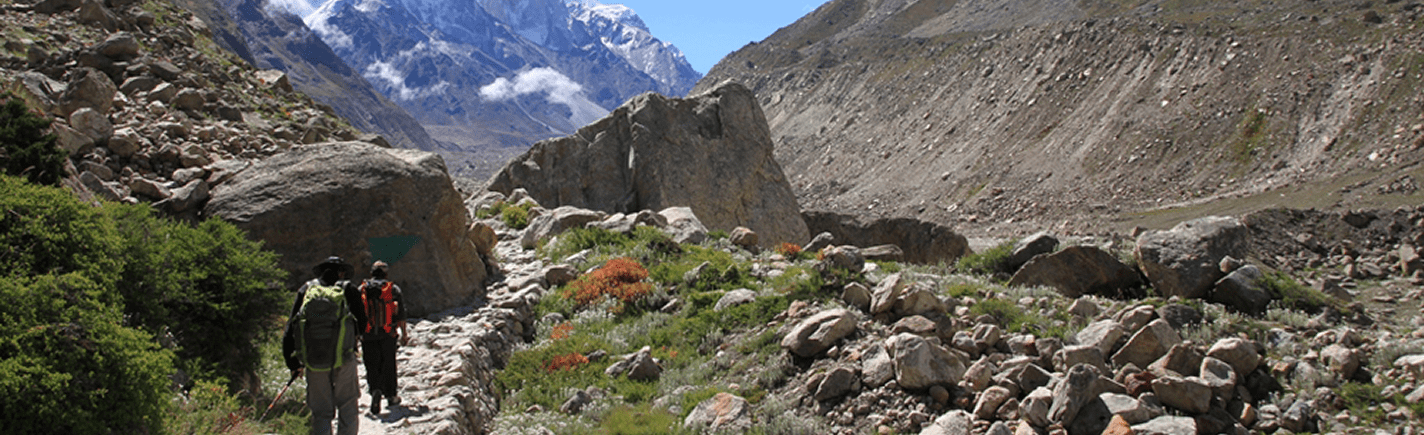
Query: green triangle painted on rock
xmin=367 ymin=235 xmax=422 ymax=264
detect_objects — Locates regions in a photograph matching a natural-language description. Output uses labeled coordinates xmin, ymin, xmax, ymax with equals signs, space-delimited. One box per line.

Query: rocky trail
xmin=356 ymin=230 xmax=545 ymax=435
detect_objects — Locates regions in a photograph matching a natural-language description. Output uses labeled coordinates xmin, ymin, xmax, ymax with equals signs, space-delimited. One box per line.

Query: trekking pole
xmin=259 ymin=370 xmax=301 ymax=422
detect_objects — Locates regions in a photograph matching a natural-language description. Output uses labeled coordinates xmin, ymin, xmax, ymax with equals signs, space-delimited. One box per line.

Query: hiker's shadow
xmin=379 ymin=404 xmax=429 ymax=423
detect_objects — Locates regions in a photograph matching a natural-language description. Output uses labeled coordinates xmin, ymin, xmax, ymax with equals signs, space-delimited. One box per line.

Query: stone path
xmin=355 ymin=233 xmax=546 ymax=435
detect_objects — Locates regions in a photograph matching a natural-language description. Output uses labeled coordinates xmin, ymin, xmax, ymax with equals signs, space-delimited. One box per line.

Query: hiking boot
xmin=386 ymin=395 xmax=401 ymax=407
xmin=369 ymin=395 xmax=382 ymax=415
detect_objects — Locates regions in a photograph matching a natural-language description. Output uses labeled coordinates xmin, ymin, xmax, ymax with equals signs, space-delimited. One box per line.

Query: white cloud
xmin=363 ymin=61 xmax=452 ymax=101
xmin=479 ymin=68 xmax=585 ymax=107
xmin=265 ymin=0 xmax=316 ymax=16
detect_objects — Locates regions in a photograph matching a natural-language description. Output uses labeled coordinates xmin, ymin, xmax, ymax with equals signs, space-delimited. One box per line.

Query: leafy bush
xmin=0 ymin=273 xmax=175 ymax=435
xmin=563 ymin=257 xmax=654 ymax=313
xmin=104 ymin=204 xmax=288 ymax=383
xmin=0 ymin=175 xmax=124 ymax=288
xmin=0 ymin=93 xmax=64 ymax=186
xmin=0 ymin=175 xmax=291 ymax=432
xmin=475 ymin=200 xmax=536 ymax=229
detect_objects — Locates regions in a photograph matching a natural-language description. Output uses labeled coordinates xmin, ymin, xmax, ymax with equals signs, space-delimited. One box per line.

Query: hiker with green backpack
xmin=282 ymin=256 xmax=368 ymax=435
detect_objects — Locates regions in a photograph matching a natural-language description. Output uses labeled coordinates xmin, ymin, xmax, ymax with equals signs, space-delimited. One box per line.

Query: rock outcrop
xmin=1135 ymin=217 xmax=1249 ymax=299
xmin=486 ymin=82 xmax=809 ymax=248
xmin=802 ymin=210 xmax=971 ymax=264
xmin=204 ymin=142 xmax=485 ymax=317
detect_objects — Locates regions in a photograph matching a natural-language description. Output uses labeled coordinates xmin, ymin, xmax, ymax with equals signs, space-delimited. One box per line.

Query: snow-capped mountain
xmin=296 ymin=0 xmax=701 ymax=177
xmin=568 ymin=1 xmax=701 ymax=97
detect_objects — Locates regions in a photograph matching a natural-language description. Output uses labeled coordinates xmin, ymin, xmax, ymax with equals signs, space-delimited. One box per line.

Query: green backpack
xmin=295 ymin=282 xmax=356 ymax=372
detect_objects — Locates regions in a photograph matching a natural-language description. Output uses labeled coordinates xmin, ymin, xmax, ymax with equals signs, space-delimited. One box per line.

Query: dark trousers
xmin=361 ymin=336 xmax=399 ymax=398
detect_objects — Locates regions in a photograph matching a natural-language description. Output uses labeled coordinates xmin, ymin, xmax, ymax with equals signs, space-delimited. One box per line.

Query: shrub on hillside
xmin=0 ymin=175 xmax=287 ymax=388
xmin=564 ymin=257 xmax=654 ymax=313
xmin=955 ymin=240 xmax=1017 ymax=277
xmin=0 ymin=273 xmax=176 ymax=435
xmin=0 ymin=93 xmax=64 ymax=186
xmin=105 ymin=204 xmax=288 ymax=383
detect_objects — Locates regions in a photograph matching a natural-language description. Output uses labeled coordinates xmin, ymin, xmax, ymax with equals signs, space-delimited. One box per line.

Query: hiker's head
xmin=371 ymin=261 xmax=389 ymax=279
xmin=312 ymin=256 xmax=354 ymax=282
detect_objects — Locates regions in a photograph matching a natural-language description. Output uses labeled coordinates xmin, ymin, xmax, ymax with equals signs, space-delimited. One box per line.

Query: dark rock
xmin=1210 ymin=265 xmax=1272 ymax=315
xmin=1008 ymin=246 xmax=1143 ymax=297
xmin=1135 ymin=216 xmax=1250 ymax=299
xmin=95 ymin=31 xmax=140 ymax=60
xmin=802 ymin=210 xmax=970 ymax=265
xmin=1154 ymin=304 xmax=1201 ymax=330
xmin=60 ymin=67 xmax=117 ymax=115
xmin=812 ymin=366 xmax=859 ymax=402
xmin=1008 ymin=231 xmax=1059 ymax=270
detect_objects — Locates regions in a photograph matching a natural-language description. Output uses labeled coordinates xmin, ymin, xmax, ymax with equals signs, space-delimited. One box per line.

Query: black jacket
xmin=281 ymin=278 xmax=368 ymax=372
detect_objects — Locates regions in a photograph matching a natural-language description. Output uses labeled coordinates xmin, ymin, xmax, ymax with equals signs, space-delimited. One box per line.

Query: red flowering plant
xmin=562 ymin=257 xmax=654 ymax=314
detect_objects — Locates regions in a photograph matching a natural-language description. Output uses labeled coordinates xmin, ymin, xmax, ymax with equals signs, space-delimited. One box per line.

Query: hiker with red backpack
xmin=282 ymin=256 xmax=368 ymax=435
xmin=360 ymin=260 xmax=408 ymax=415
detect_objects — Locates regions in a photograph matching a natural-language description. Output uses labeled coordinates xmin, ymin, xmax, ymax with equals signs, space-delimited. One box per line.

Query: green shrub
xmin=0 ymin=175 xmax=124 ymax=288
xmin=955 ymin=240 xmax=1017 ymax=276
xmin=0 ymin=273 xmax=176 ymax=435
xmin=969 ymin=298 xmax=1070 ymax=338
xmin=0 ymin=93 xmax=64 ymax=186
xmin=943 ymin=282 xmax=983 ymax=298
xmin=503 ymin=204 xmax=531 ymax=229
xmin=1260 ymin=271 xmax=1335 ymax=313
xmin=649 ymin=244 xmax=754 ymax=293
xmin=0 ymin=175 xmax=287 ymax=390
xmin=598 ymin=403 xmax=681 ymax=434
xmin=105 ymin=204 xmax=288 ymax=384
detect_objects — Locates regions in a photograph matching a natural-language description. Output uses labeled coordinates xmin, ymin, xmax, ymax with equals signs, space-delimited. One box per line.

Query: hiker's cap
xmin=372 ymin=261 xmax=389 ymax=270
xmin=312 ymin=256 xmax=355 ymax=277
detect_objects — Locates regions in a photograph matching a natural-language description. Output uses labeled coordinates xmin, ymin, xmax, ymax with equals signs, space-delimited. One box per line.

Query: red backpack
xmin=360 ymin=280 xmax=398 ymax=336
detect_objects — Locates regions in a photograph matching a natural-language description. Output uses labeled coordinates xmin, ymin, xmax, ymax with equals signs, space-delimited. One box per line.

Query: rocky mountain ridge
xmin=297 ymin=0 xmax=702 ymax=178
xmin=172 ymin=0 xmax=442 ymax=152
xmin=696 ymin=0 xmax=1424 ymax=239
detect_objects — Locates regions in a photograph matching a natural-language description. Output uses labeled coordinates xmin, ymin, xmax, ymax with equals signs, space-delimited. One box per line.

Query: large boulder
xmin=781 ymin=309 xmax=858 ymax=358
xmin=204 ymin=142 xmax=485 ymax=317
xmin=486 ymin=83 xmax=808 ymax=248
xmin=1210 ymin=265 xmax=1272 ymax=315
xmin=888 ymin=333 xmax=967 ymax=390
xmin=684 ymin=393 xmax=752 ymax=432
xmin=802 ymin=210 xmax=971 ymax=265
xmin=1135 ymin=216 xmax=1250 ymax=299
xmin=1008 ymin=246 xmax=1143 ymax=297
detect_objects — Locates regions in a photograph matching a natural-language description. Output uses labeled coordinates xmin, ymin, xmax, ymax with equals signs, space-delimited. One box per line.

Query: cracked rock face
xmin=486 ymin=82 xmax=809 ymax=248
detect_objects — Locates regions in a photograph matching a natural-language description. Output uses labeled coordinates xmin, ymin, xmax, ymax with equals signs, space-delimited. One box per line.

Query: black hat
xmin=312 ymin=256 xmax=354 ymax=277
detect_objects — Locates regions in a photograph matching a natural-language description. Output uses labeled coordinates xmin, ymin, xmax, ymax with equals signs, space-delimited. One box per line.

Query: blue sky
xmin=610 ymin=1 xmax=828 ymax=73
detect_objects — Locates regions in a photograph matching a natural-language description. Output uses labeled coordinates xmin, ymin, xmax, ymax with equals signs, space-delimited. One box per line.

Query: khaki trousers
xmin=305 ymin=353 xmax=359 ymax=435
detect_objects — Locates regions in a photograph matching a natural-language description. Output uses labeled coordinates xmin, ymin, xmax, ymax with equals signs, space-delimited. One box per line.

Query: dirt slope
xmin=696 ymin=0 xmax=1424 ymax=238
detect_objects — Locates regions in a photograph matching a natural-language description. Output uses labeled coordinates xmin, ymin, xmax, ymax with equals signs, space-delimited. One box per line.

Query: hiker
xmin=359 ymin=260 xmax=408 ymax=415
xmin=283 ymin=256 xmax=367 ymax=435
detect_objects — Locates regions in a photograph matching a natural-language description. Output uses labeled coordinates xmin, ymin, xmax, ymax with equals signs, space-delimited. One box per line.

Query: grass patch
xmin=476 ymin=200 xmax=536 ymax=229
xmin=955 ymin=240 xmax=1017 ymax=276
xmin=1337 ymin=382 xmax=1424 ymax=425
xmin=1260 ymin=271 xmax=1336 ymax=313
xmin=969 ymin=298 xmax=1071 ymax=338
